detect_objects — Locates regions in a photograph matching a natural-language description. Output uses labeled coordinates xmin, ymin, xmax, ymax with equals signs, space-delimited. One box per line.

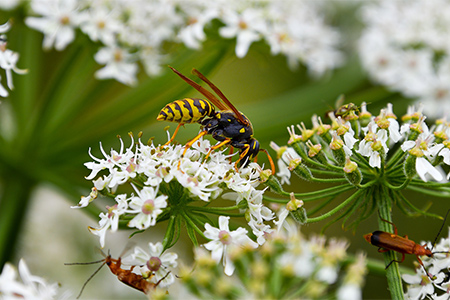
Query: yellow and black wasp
xmin=157 ymin=66 xmax=275 ymax=173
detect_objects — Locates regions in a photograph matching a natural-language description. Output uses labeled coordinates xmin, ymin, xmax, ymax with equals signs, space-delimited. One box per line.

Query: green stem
xmin=406 ymin=185 xmax=450 ymax=198
xmin=0 ymin=172 xmax=36 ymax=267
xmin=306 ymin=189 xmax=364 ymax=223
xmin=385 ymin=178 xmax=411 ymax=190
xmin=377 ymin=188 xmax=405 ymax=300
xmin=283 ymin=184 xmax=354 ymax=200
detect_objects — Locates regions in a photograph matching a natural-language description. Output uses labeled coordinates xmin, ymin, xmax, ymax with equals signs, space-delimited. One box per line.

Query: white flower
xmin=203 ymin=216 xmax=258 ymax=276
xmin=122 ymin=242 xmax=178 ymax=288
xmin=337 ymin=283 xmax=362 ymax=300
xmin=401 ymin=136 xmax=445 ymax=182
xmin=357 ymin=121 xmax=389 ymax=168
xmin=94 ymin=45 xmax=138 ymax=85
xmin=88 ymin=194 xmax=128 ymax=248
xmin=79 ymin=3 xmax=122 ymax=46
xmin=25 ymin=0 xmax=84 ymax=51
xmin=219 ymin=7 xmax=266 ymax=58
xmin=127 ymin=185 xmax=168 ymax=230
xmin=0 ymin=259 xmax=63 ymax=299
xmin=0 ymin=0 xmax=20 ymax=10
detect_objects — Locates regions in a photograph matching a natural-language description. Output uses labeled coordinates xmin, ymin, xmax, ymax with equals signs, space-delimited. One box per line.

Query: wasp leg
xmin=260 ymin=149 xmax=276 ymax=175
xmin=203 ymin=139 xmax=232 ymax=163
xmin=163 ymin=123 xmax=184 ymax=147
xmin=233 ymin=144 xmax=250 ymax=171
xmin=178 ymin=130 xmax=208 ymax=170
xmin=228 ymin=146 xmax=235 ymax=163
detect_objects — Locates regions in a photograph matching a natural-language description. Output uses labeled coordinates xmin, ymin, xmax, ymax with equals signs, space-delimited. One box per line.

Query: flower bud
xmin=292 ymin=163 xmax=313 ymax=181
xmin=403 ymin=154 xmax=417 ymax=179
xmin=265 ymin=175 xmax=284 ymax=194
xmin=289 ymin=204 xmax=308 ymax=225
xmin=343 ymin=157 xmax=362 ymax=186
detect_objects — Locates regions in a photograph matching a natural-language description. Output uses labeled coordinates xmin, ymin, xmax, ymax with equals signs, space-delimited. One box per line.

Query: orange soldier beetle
xmin=364 ymin=210 xmax=450 ymax=278
xmin=65 ymin=250 xmax=170 ymax=298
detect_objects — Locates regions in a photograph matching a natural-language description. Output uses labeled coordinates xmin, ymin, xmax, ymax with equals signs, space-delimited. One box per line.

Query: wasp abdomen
xmin=157 ymin=98 xmax=214 ymax=124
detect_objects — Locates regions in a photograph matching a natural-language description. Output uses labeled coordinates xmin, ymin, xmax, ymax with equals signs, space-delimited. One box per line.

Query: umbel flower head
xmin=179 ymin=220 xmax=367 ymax=300
xmin=74 ymin=133 xmax=277 ymax=252
xmin=268 ymin=102 xmax=450 ymax=229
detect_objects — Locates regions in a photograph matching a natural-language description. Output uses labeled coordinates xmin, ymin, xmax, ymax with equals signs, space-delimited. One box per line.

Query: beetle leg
xmin=377 ymin=212 xmax=398 ymax=235
xmin=385 ymin=253 xmax=405 ymax=270
xmin=377 ymin=247 xmax=389 ymax=253
xmin=416 ymin=255 xmax=434 ymax=279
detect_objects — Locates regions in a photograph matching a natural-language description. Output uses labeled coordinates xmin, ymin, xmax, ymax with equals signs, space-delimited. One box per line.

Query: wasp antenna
xmin=75 ymin=262 xmax=106 ymax=299
xmin=431 ymin=208 xmax=450 ymax=251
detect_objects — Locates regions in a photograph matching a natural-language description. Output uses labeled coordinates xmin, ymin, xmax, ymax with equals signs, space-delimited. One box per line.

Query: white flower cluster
xmin=21 ymin=0 xmax=342 ymax=85
xmin=359 ymin=0 xmax=450 ymax=118
xmin=276 ymin=103 xmax=450 ymax=185
xmin=182 ymin=220 xmax=366 ymax=299
xmin=0 ymin=259 xmax=67 ymax=299
xmin=278 ymin=225 xmax=350 ymax=287
xmin=74 ymin=135 xmax=274 ymax=248
xmin=403 ymin=228 xmax=450 ymax=300
xmin=0 ymin=21 xmax=27 ymax=97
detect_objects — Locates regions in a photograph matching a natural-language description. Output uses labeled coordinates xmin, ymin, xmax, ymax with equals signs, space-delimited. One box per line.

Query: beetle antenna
xmin=74 ymin=262 xmax=106 ymax=299
xmin=431 ymin=209 xmax=450 ymax=251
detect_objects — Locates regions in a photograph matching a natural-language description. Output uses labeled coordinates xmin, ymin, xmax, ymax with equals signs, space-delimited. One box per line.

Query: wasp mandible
xmin=157 ymin=66 xmax=275 ymax=173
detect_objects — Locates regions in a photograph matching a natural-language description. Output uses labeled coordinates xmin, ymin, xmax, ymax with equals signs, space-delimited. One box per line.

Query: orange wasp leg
xmin=203 ymin=139 xmax=232 ymax=163
xmin=163 ymin=123 xmax=184 ymax=147
xmin=178 ymin=130 xmax=208 ymax=170
xmin=260 ymin=148 xmax=276 ymax=175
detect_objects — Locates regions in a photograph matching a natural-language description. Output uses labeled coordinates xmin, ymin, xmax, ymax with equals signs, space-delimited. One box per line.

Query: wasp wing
xmin=192 ymin=68 xmax=248 ymax=126
xmin=169 ymin=66 xmax=227 ymax=111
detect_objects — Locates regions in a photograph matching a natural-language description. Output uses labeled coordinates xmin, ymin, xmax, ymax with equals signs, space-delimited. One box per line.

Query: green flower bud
xmin=403 ymin=154 xmax=417 ymax=179
xmin=343 ymin=157 xmax=362 ymax=186
xmin=265 ymin=175 xmax=284 ymax=194
xmin=293 ymin=163 xmax=313 ymax=181
xmin=288 ymin=193 xmax=307 ymax=225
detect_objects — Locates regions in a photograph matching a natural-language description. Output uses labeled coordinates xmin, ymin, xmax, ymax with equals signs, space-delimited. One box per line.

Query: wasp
xmin=364 ymin=210 xmax=450 ymax=278
xmin=65 ymin=251 xmax=170 ymax=298
xmin=157 ymin=66 xmax=275 ymax=173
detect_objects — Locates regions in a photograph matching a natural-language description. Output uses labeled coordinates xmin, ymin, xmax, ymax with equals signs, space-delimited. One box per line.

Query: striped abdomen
xmin=157 ymin=98 xmax=215 ymax=124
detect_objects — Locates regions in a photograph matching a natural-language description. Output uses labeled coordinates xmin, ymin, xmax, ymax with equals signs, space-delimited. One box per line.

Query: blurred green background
xmin=1 ymin=4 xmax=448 ymax=299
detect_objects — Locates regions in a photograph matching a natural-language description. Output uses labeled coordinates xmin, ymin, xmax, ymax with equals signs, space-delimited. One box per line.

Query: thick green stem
xmin=0 ymin=172 xmax=36 ymax=267
xmin=377 ymin=188 xmax=405 ymax=300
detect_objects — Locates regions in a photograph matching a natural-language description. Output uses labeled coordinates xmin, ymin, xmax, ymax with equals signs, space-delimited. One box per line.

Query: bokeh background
xmin=1 ymin=1 xmax=449 ymax=299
